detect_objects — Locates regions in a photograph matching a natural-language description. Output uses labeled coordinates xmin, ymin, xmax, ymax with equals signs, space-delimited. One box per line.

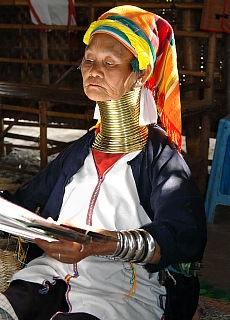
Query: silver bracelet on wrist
xmin=112 ymin=231 xmax=123 ymax=256
xmin=110 ymin=229 xmax=156 ymax=264
xmin=129 ymin=229 xmax=146 ymax=262
xmin=120 ymin=231 xmax=137 ymax=261
xmin=136 ymin=229 xmax=156 ymax=264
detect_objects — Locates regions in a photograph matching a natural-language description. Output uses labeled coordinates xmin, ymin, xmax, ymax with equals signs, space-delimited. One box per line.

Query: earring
xmin=135 ymin=79 xmax=142 ymax=87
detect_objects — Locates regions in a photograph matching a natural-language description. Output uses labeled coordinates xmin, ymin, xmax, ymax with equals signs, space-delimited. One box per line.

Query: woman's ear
xmin=139 ymin=64 xmax=152 ymax=84
xmin=133 ymin=64 xmax=152 ymax=88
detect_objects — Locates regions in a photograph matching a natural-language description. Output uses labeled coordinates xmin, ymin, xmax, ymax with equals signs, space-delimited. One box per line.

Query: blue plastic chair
xmin=205 ymin=115 xmax=230 ymax=223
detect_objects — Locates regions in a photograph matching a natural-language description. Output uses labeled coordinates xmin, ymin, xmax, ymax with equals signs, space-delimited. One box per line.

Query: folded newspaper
xmin=0 ymin=197 xmax=116 ymax=244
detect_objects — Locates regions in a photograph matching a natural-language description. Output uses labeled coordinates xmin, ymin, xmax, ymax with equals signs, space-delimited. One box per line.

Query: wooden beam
xmin=179 ymin=69 xmax=220 ymax=78
xmin=182 ymin=100 xmax=214 ymax=116
xmin=0 ymin=25 xmax=220 ymax=41
xmin=0 ymin=1 xmax=204 ymax=10
xmin=175 ymin=30 xmax=222 ymax=39
xmin=0 ymin=104 xmax=90 ymax=121
xmin=0 ymin=57 xmax=80 ymax=66
xmin=47 ymin=110 xmax=88 ymax=120
xmin=39 ymin=101 xmax=48 ymax=169
xmin=0 ymin=24 xmax=86 ymax=31
xmin=0 ymin=104 xmax=39 ymax=114
xmin=0 ymin=82 xmax=94 ymax=106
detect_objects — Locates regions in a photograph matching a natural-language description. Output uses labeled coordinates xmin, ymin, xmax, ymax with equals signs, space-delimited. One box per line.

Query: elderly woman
xmin=0 ymin=5 xmax=206 ymax=320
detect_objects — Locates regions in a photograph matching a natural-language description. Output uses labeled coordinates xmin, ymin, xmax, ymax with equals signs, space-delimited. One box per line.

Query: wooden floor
xmin=201 ymin=205 xmax=230 ymax=291
xmin=194 ymin=205 xmax=230 ymax=319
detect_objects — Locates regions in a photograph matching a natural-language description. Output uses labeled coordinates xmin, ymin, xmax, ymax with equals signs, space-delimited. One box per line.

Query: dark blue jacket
xmin=1 ymin=124 xmax=207 ymax=272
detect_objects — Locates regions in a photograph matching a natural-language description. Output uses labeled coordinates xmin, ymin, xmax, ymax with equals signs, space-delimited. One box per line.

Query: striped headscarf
xmin=83 ymin=5 xmax=182 ymax=151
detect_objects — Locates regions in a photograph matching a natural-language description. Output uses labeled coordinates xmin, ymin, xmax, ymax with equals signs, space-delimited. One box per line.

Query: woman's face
xmin=81 ymin=33 xmax=138 ymax=101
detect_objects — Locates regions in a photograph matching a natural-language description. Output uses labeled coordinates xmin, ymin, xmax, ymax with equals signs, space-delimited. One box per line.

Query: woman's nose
xmin=89 ymin=62 xmax=103 ymax=78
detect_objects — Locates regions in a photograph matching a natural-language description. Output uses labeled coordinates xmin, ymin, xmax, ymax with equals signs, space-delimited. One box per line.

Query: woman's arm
xmin=34 ymin=229 xmax=161 ymax=265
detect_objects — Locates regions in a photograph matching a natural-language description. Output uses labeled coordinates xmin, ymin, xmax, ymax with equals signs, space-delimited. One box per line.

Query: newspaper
xmin=0 ymin=197 xmax=116 ymax=244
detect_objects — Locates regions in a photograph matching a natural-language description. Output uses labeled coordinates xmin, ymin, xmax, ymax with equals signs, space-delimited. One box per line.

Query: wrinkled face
xmin=81 ymin=33 xmax=138 ymax=101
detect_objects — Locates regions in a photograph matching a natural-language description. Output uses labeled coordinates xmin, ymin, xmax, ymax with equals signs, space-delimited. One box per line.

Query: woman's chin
xmin=84 ymin=89 xmax=110 ymax=102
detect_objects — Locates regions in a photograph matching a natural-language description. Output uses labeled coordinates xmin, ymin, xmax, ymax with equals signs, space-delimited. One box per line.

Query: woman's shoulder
xmin=147 ymin=124 xmax=178 ymax=152
xmin=47 ymin=130 xmax=94 ymax=176
xmin=59 ymin=130 xmax=94 ymax=158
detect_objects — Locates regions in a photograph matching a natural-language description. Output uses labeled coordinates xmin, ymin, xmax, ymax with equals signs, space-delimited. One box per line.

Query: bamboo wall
xmin=0 ymin=1 xmax=226 ymax=116
xmin=0 ymin=0 xmax=227 ymax=193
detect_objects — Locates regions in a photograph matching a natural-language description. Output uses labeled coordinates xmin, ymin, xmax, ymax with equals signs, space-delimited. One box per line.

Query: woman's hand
xmin=34 ymin=230 xmax=117 ymax=264
xmin=34 ymin=227 xmax=161 ymax=265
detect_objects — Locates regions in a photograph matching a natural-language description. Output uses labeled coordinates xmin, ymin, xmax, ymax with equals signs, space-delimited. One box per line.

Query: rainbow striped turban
xmin=83 ymin=5 xmax=182 ymax=151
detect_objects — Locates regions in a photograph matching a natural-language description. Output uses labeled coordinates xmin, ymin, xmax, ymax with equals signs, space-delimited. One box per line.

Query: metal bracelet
xmin=137 ymin=229 xmax=156 ymax=264
xmin=129 ymin=229 xmax=146 ymax=262
xmin=112 ymin=231 xmax=123 ymax=257
xmin=121 ymin=230 xmax=137 ymax=261
xmin=110 ymin=229 xmax=156 ymax=264
xmin=116 ymin=231 xmax=129 ymax=259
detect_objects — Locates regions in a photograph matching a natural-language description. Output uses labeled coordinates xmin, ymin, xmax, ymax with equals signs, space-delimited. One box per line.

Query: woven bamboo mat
xmin=0 ymin=237 xmax=21 ymax=292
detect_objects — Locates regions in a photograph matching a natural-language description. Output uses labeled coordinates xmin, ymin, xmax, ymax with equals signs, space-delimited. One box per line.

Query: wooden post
xmin=39 ymin=100 xmax=48 ymax=169
xmin=202 ymin=33 xmax=217 ymax=176
xmin=40 ymin=31 xmax=50 ymax=85
xmin=0 ymin=103 xmax=5 ymax=157
xmin=90 ymin=6 xmax=96 ymax=23
xmin=39 ymin=31 xmax=49 ymax=169
xmin=181 ymin=0 xmax=206 ymax=193
xmin=182 ymin=0 xmax=200 ymax=155
xmin=225 ymin=34 xmax=230 ymax=113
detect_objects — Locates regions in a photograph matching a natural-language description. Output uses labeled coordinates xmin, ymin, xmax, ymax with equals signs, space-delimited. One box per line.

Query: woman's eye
xmin=106 ymin=61 xmax=114 ymax=66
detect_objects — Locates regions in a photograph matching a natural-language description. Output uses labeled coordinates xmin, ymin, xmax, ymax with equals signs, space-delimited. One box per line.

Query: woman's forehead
xmin=86 ymin=34 xmax=134 ymax=58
